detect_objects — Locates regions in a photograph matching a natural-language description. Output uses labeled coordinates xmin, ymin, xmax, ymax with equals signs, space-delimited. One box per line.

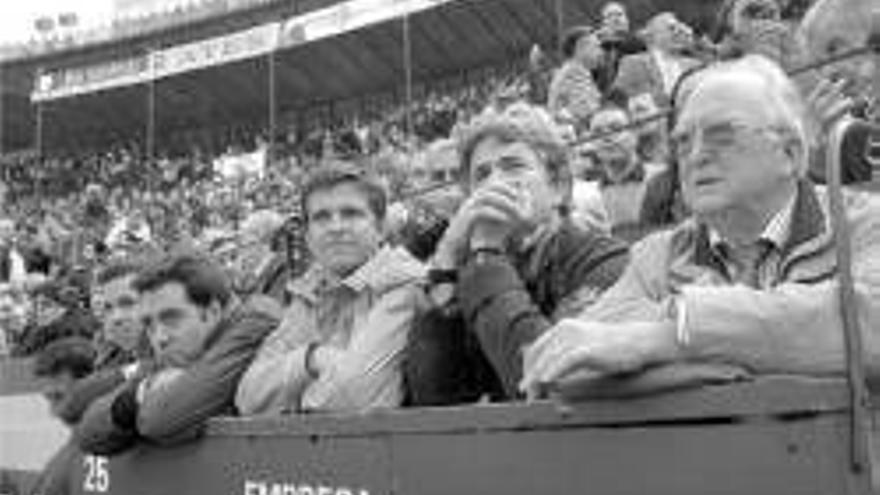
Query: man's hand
xmin=807 ymin=76 xmax=854 ymax=133
xmin=312 ymin=345 xmax=343 ymax=377
xmin=520 ymin=319 xmax=679 ymax=400
xmin=433 ymin=181 xmax=533 ymax=266
xmin=469 ymin=181 xmax=535 ymax=250
xmin=137 ymin=367 xmax=185 ymax=404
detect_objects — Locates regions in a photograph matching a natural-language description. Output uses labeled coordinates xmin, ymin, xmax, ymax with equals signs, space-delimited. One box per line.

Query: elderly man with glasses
xmin=521 ymin=55 xmax=880 ymax=399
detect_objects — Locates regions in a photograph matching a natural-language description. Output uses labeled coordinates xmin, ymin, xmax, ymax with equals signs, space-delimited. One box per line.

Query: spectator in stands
xmin=236 ymin=163 xmax=426 ymax=414
xmin=798 ymin=0 xmax=877 ymax=184
xmin=0 ymin=219 xmax=28 ymax=284
xmin=613 ymin=12 xmax=701 ymax=108
xmin=714 ymin=0 xmax=782 ymax=46
xmin=574 ymin=104 xmax=663 ymax=239
xmin=0 ymin=283 xmax=28 ymax=355
xmin=594 ymin=1 xmax=647 ymax=93
xmin=628 ymin=91 xmax=669 ymax=166
xmin=548 ymin=26 xmax=604 ymax=131
xmin=404 ymin=104 xmax=629 ymax=406
xmin=103 ymin=211 xmax=153 ymax=255
xmin=90 ymin=259 xmax=150 ymax=370
xmin=36 ymin=261 xmax=152 ymax=460
xmin=75 ymin=253 xmax=279 ymax=455
xmin=521 ymin=55 xmax=880 ymax=400
xmin=16 ymin=221 xmax=53 ymax=276
xmin=389 ymin=139 xmax=464 ymax=262
xmin=527 ymin=44 xmax=554 ymax=106
xmin=798 ymin=0 xmax=875 ymax=110
xmin=15 ymin=272 xmax=99 ymax=357
xmin=714 ymin=0 xmax=802 ymax=68
xmin=35 ymin=337 xmax=96 ymax=421
xmin=233 ymin=209 xmax=289 ymax=300
xmin=31 ymin=337 xmax=96 ymax=495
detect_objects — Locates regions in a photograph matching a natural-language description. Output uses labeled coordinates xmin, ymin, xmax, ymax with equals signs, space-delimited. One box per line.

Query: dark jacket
xmin=74 ymin=297 xmax=279 ymax=455
xmin=405 ymin=222 xmax=629 ymax=405
xmin=16 ymin=307 xmax=99 ymax=357
xmin=595 ymin=30 xmax=646 ymax=94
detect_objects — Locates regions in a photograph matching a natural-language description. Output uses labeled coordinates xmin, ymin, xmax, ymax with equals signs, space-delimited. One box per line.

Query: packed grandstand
xmin=0 ymin=0 xmax=732 ymax=353
xmin=0 ymin=0 xmax=878 ymax=493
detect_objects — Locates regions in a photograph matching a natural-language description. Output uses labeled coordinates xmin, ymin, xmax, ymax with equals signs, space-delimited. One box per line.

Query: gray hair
xmin=684 ymin=55 xmax=811 ymax=175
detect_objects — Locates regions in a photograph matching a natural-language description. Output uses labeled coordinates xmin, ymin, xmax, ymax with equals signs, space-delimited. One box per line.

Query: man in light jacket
xmin=236 ymin=162 xmax=426 ymax=414
xmin=523 ymin=55 xmax=880 ymax=398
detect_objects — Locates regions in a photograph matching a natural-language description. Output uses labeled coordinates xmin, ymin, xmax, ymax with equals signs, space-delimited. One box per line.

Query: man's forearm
xmin=680 ymin=281 xmax=878 ymax=374
xmin=459 ymin=256 xmax=551 ymax=396
xmin=236 ymin=347 xmax=311 ymax=415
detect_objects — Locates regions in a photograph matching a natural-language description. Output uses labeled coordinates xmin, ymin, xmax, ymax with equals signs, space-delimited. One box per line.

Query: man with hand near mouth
xmin=404 ymin=104 xmax=629 ymax=406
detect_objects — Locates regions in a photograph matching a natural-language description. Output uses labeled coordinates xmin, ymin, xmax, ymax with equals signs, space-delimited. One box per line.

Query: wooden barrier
xmin=52 ymin=377 xmax=875 ymax=495
xmin=3 ymin=353 xmax=877 ymax=495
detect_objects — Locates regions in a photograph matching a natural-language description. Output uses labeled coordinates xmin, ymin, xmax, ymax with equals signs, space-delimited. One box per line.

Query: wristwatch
xmin=425 ymin=268 xmax=457 ymax=307
xmin=469 ymin=245 xmax=506 ymax=264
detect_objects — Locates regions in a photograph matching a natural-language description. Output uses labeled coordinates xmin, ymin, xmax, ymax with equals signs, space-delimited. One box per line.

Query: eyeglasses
xmin=670 ymin=120 xmax=783 ymax=161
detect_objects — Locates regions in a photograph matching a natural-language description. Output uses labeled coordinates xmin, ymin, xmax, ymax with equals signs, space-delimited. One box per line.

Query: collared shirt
xmin=235 ymin=245 xmax=426 ymax=415
xmin=707 ymin=191 xmax=798 ymax=289
xmin=675 ymin=189 xmax=798 ymax=346
xmin=650 ymin=49 xmax=684 ymax=96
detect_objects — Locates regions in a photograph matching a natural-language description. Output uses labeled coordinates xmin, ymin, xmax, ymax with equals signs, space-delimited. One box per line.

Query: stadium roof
xmin=1 ymin=0 xmax=719 ymax=153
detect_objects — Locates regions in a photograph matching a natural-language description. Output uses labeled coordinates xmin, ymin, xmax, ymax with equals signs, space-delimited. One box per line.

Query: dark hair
xmin=133 ymin=252 xmax=232 ymax=309
xmin=300 ymin=161 xmax=388 ymax=223
xmin=561 ymin=26 xmax=596 ymax=59
xmin=33 ymin=337 xmax=95 ymax=379
xmin=94 ymin=257 xmax=145 ymax=285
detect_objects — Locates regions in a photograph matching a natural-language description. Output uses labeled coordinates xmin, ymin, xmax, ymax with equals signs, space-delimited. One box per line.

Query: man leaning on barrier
xmin=31 ymin=337 xmax=97 ymax=495
xmin=521 ymin=55 xmax=880 ymax=399
xmin=404 ymin=103 xmax=630 ymax=406
xmin=74 ymin=253 xmax=279 ymax=455
xmin=44 ymin=259 xmax=152 ymax=433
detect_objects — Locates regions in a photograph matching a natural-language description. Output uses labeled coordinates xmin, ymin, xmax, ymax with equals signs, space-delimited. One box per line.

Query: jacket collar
xmin=694 ymin=180 xmax=825 ymax=268
xmin=287 ymin=245 xmax=425 ymax=304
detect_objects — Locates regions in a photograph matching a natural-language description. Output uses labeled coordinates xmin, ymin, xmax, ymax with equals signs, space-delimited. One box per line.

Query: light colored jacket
xmin=236 ymin=246 xmax=426 ymax=415
xmin=547 ymin=60 xmax=601 ymax=124
xmin=612 ymin=51 xmax=700 ymax=108
xmin=579 ymin=182 xmax=880 ymax=376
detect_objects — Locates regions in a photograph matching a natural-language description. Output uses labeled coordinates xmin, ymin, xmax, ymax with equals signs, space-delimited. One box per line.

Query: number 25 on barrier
xmin=83 ymin=455 xmax=110 ymax=493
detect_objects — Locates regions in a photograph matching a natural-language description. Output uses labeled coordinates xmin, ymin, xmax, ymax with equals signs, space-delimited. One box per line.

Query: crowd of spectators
xmin=0 ymin=62 xmax=527 ymax=357
xmin=1 ymin=0 xmax=873 ymax=361
xmin=2 ymin=0 xmax=880 ymax=491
